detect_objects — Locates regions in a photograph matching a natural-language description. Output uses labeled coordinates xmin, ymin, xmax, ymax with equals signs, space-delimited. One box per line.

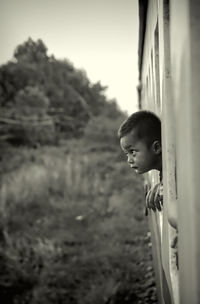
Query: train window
xmin=151 ymin=49 xmax=156 ymax=111
xmin=154 ymin=23 xmax=161 ymax=113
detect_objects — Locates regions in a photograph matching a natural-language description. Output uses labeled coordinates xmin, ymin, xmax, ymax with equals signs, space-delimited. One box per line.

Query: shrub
xmin=0 ymin=146 xmax=154 ymax=304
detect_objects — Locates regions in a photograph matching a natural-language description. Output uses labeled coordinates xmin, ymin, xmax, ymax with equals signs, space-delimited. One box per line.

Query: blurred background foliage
xmin=0 ymin=37 xmax=124 ymax=145
xmin=0 ymin=38 xmax=157 ymax=304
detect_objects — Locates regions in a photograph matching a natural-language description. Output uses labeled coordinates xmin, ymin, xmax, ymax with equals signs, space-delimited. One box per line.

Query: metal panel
xmin=138 ymin=1 xmax=180 ymax=303
xmin=170 ymin=0 xmax=200 ymax=302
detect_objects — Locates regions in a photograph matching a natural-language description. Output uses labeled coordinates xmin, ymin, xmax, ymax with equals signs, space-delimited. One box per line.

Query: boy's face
xmin=120 ymin=130 xmax=161 ymax=174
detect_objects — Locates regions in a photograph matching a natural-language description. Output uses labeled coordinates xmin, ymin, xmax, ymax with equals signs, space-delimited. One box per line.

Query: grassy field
xmin=0 ymin=142 xmax=157 ymax=304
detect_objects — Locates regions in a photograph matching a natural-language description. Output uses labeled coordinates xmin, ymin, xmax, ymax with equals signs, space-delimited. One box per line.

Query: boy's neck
xmin=155 ymin=155 xmax=162 ymax=172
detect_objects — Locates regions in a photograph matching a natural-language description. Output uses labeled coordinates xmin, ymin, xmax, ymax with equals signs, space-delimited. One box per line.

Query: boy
xmin=118 ymin=110 xmax=163 ymax=213
xmin=118 ymin=110 xmax=178 ymax=273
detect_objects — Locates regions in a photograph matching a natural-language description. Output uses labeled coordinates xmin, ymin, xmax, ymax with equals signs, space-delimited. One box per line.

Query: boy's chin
xmin=134 ymin=168 xmax=146 ymax=175
xmin=130 ymin=165 xmax=147 ymax=174
xmin=134 ymin=168 xmax=143 ymax=174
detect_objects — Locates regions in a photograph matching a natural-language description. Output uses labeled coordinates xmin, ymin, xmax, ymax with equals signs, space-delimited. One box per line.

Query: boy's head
xmin=118 ymin=110 xmax=162 ymax=174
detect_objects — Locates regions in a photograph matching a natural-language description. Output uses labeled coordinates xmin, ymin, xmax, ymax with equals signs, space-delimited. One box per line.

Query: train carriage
xmin=138 ymin=0 xmax=200 ymax=303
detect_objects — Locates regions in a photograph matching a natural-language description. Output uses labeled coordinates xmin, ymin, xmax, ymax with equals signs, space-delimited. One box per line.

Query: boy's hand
xmin=145 ymin=183 xmax=163 ymax=213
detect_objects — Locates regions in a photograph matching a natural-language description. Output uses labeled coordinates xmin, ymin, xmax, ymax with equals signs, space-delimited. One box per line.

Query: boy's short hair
xmin=118 ymin=110 xmax=161 ymax=146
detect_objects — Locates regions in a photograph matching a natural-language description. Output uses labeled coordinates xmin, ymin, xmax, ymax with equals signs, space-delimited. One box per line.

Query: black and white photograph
xmin=0 ymin=1 xmax=199 ymax=303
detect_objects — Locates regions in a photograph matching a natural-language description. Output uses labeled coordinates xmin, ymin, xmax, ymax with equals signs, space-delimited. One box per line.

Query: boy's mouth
xmin=130 ymin=165 xmax=138 ymax=170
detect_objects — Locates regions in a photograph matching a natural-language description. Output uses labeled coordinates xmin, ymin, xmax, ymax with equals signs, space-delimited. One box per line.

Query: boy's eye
xmin=124 ymin=150 xmax=136 ymax=156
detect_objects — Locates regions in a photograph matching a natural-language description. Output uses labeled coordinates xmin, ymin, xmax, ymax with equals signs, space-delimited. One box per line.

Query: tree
xmin=83 ymin=114 xmax=126 ymax=151
xmin=14 ymin=38 xmax=49 ymax=63
xmin=0 ymin=38 xmax=125 ymax=144
xmin=1 ymin=86 xmax=55 ymax=146
xmin=15 ymin=86 xmax=49 ymax=116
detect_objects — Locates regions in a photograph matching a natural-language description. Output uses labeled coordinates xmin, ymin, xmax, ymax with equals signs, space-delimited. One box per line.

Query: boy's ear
xmin=152 ymin=141 xmax=162 ymax=154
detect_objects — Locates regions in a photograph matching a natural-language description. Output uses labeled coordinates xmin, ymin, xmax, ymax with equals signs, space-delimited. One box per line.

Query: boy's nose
xmin=127 ymin=154 xmax=134 ymax=164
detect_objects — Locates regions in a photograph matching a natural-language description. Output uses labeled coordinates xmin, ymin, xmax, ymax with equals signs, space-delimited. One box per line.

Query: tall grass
xmin=0 ymin=146 xmax=156 ymax=304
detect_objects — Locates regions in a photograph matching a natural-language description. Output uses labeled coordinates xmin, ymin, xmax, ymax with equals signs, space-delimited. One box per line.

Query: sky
xmin=0 ymin=0 xmax=139 ymax=114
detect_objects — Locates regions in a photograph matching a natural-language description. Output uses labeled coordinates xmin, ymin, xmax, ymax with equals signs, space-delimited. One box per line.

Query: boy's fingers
xmin=150 ymin=191 xmax=158 ymax=209
xmin=147 ymin=188 xmax=156 ymax=208
xmin=154 ymin=193 xmax=162 ymax=211
xmin=145 ymin=190 xmax=151 ymax=208
xmin=152 ymin=206 xmax=156 ymax=212
xmin=147 ymin=195 xmax=156 ymax=210
xmin=151 ymin=198 xmax=158 ymax=212
xmin=145 ymin=183 xmax=163 ymax=212
xmin=153 ymin=184 xmax=163 ymax=211
xmin=155 ymin=199 xmax=161 ymax=211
